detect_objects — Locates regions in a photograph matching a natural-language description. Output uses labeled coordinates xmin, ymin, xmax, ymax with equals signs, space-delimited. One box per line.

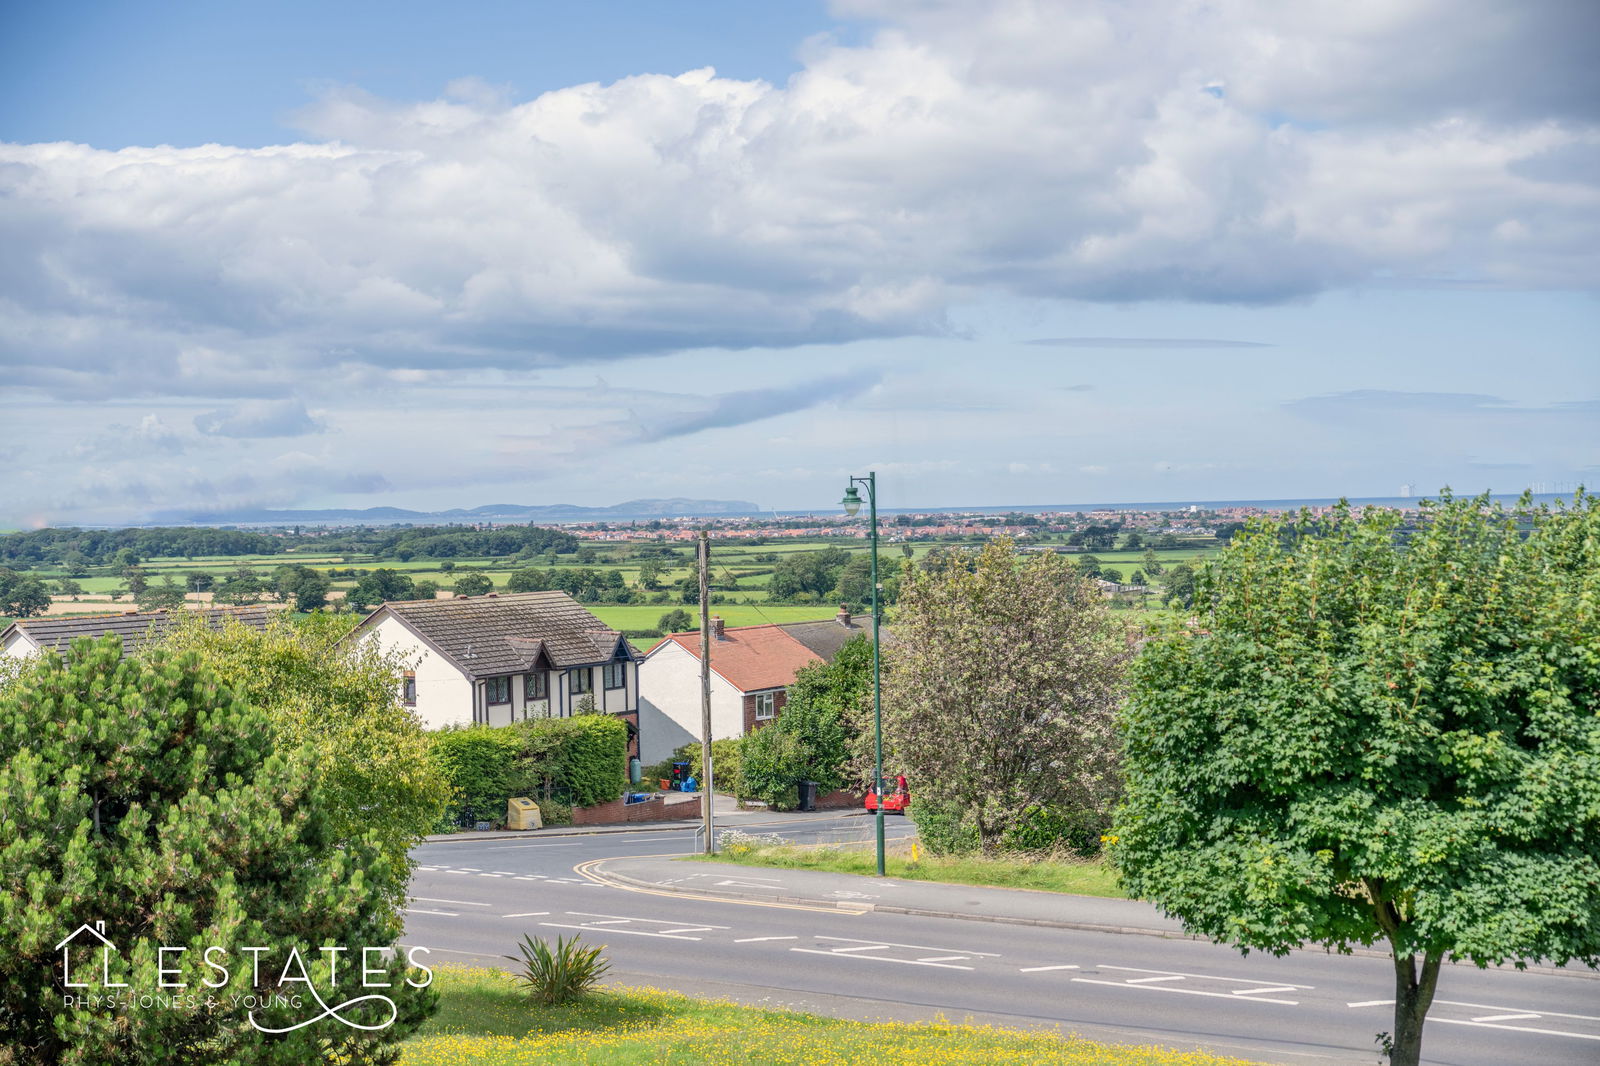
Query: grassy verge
xmin=684 ymin=839 xmax=1127 ymax=898
xmin=403 ymin=966 xmax=1253 ymax=1065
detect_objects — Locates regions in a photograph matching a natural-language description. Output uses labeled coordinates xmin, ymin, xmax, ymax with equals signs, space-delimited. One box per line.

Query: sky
xmin=1 ymin=0 xmax=1596 ymax=525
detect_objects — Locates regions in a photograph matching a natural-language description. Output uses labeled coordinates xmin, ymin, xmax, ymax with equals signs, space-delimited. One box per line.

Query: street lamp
xmin=840 ymin=472 xmax=886 ymax=877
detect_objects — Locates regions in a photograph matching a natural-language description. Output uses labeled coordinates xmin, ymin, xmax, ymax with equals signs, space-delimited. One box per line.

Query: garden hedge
xmin=430 ymin=715 xmax=629 ymax=826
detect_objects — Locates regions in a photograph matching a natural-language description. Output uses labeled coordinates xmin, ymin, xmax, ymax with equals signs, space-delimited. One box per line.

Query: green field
xmin=590 ymin=603 xmax=844 ymax=633
xmin=13 ymin=532 xmax=1218 ymax=622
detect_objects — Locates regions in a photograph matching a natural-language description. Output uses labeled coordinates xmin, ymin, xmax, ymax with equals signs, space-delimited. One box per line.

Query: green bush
xmin=0 ymin=636 xmax=435 ymax=1063
xmin=538 ymin=800 xmax=573 ymax=826
xmin=910 ymin=795 xmax=980 ymax=855
xmin=711 ymin=737 xmax=743 ymax=796
xmin=538 ymin=716 xmax=629 ymax=807
xmin=430 ymin=715 xmax=628 ymax=825
xmin=503 ymin=934 xmax=611 ymax=1005
xmin=430 ymin=726 xmax=527 ymax=825
xmin=1003 ymin=804 xmax=1109 ymax=857
xmin=740 ymin=726 xmax=805 ymax=810
xmin=157 ymin=611 xmax=452 ymax=896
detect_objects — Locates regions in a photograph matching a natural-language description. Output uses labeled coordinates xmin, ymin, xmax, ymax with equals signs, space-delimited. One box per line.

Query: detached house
xmin=637 ymin=617 xmax=822 ymax=765
xmin=350 ymin=591 xmax=640 ymax=752
xmin=1 ymin=606 xmax=274 ymax=661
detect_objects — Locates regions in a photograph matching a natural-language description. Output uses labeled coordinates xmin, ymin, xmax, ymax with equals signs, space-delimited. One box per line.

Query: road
xmin=403 ymin=816 xmax=1599 ymax=1065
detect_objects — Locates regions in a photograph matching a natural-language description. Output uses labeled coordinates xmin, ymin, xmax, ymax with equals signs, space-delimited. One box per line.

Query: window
xmin=569 ymin=669 xmax=592 ymax=695
xmin=401 ymin=672 xmax=416 ymax=705
xmin=524 ymin=672 xmax=547 ymax=701
xmin=754 ymin=691 xmax=777 ymax=720
xmin=486 ymin=677 xmax=511 ymax=704
xmin=603 ymin=661 xmax=625 ymax=689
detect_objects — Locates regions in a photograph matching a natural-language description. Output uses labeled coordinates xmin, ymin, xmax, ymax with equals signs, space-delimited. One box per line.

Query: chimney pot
xmin=711 ymin=615 xmax=725 ymax=640
xmin=836 ymin=604 xmax=852 ymax=627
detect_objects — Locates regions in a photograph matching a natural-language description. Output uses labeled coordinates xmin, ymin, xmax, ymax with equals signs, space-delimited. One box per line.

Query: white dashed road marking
xmin=1349 ymin=998 xmax=1600 ymax=1043
xmin=790 ymin=949 xmax=973 ymax=970
xmin=1073 ymin=965 xmax=1310 ymax=1006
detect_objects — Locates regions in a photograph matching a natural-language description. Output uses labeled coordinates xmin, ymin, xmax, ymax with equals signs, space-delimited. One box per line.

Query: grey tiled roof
xmin=373 ymin=592 xmax=627 ymax=680
xmin=779 ymin=617 xmax=888 ymax=662
xmin=4 ymin=607 xmax=275 ymax=658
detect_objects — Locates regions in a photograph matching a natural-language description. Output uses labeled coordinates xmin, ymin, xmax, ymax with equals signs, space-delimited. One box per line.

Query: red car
xmin=865 ymin=774 xmax=910 ymax=814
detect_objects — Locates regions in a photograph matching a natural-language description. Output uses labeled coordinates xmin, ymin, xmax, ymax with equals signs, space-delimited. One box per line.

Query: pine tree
xmin=0 ymin=636 xmax=435 ymax=1064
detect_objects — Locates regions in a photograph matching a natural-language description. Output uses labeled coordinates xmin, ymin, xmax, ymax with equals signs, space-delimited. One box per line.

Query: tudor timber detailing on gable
xmin=350 ymin=591 xmax=640 ymax=746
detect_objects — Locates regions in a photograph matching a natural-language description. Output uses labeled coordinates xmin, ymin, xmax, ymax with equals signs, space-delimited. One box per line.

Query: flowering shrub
xmin=716 ymin=830 xmax=784 ymax=857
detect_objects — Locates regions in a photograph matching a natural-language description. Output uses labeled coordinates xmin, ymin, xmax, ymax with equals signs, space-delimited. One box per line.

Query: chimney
xmin=836 ymin=603 xmax=852 ymax=627
xmin=711 ymin=616 xmax=725 ymax=641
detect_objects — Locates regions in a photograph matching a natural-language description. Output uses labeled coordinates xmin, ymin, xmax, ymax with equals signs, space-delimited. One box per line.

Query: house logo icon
xmin=56 ymin=920 xmax=127 ymax=989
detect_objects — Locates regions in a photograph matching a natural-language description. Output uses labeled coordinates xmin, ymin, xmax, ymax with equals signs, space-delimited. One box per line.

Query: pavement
xmin=421 ymin=791 xmax=791 ymax=843
xmin=595 ymin=854 xmax=1192 ymax=937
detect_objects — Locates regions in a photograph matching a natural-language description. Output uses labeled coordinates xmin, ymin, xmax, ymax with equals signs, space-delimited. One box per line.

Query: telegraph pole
xmin=698 ymin=530 xmax=714 ymax=853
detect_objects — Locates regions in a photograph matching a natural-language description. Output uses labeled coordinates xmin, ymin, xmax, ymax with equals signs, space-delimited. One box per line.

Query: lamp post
xmin=840 ymin=472 xmax=886 ymax=877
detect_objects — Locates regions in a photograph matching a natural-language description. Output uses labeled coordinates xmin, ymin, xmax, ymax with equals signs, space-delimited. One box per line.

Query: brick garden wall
xmin=815 ymin=789 xmax=861 ymax=810
xmin=571 ymin=793 xmax=702 ymax=825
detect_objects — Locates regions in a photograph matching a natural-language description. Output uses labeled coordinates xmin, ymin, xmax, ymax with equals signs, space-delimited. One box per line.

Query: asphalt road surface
xmin=404 ymin=816 xmax=1598 ymax=1065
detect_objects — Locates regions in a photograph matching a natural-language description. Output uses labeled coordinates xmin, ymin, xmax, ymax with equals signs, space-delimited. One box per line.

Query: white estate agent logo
xmin=56 ymin=920 xmax=432 ymax=1033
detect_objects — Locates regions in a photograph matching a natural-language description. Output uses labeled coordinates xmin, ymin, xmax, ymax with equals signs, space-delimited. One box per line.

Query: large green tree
xmin=344 ymin=569 xmax=415 ymax=612
xmin=1112 ymin=494 xmax=1600 ymax=1066
xmin=506 ymin=567 xmax=552 ymax=593
xmin=881 ymin=539 xmax=1128 ymax=851
xmin=272 ymin=564 xmax=332 ymax=612
xmin=135 ymin=575 xmax=187 ymax=612
xmin=0 ymin=636 xmax=434 ymax=1064
xmin=0 ymin=568 xmax=51 ymax=618
xmin=156 ymin=613 xmax=451 ymax=898
xmin=830 ymin=555 xmax=899 ymax=610
xmin=213 ymin=566 xmax=263 ymax=607
xmin=741 ymin=635 xmax=873 ymax=808
xmin=451 ymin=572 xmax=493 ymax=597
xmin=767 ymin=547 xmax=850 ymax=601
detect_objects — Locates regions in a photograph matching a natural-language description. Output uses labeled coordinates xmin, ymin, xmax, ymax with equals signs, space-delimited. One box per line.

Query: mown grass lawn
xmin=685 ymin=839 xmax=1127 ymax=898
xmin=402 ymin=967 xmax=1254 ymax=1065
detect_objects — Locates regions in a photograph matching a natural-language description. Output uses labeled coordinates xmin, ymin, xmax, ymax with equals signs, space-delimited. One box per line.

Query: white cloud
xmin=195 ymin=398 xmax=325 ymax=438
xmin=1 ymin=1 xmax=1593 ymax=405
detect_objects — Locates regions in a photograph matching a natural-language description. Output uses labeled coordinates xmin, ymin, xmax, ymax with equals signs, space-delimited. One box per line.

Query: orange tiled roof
xmin=661 ymin=623 xmax=822 ymax=693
